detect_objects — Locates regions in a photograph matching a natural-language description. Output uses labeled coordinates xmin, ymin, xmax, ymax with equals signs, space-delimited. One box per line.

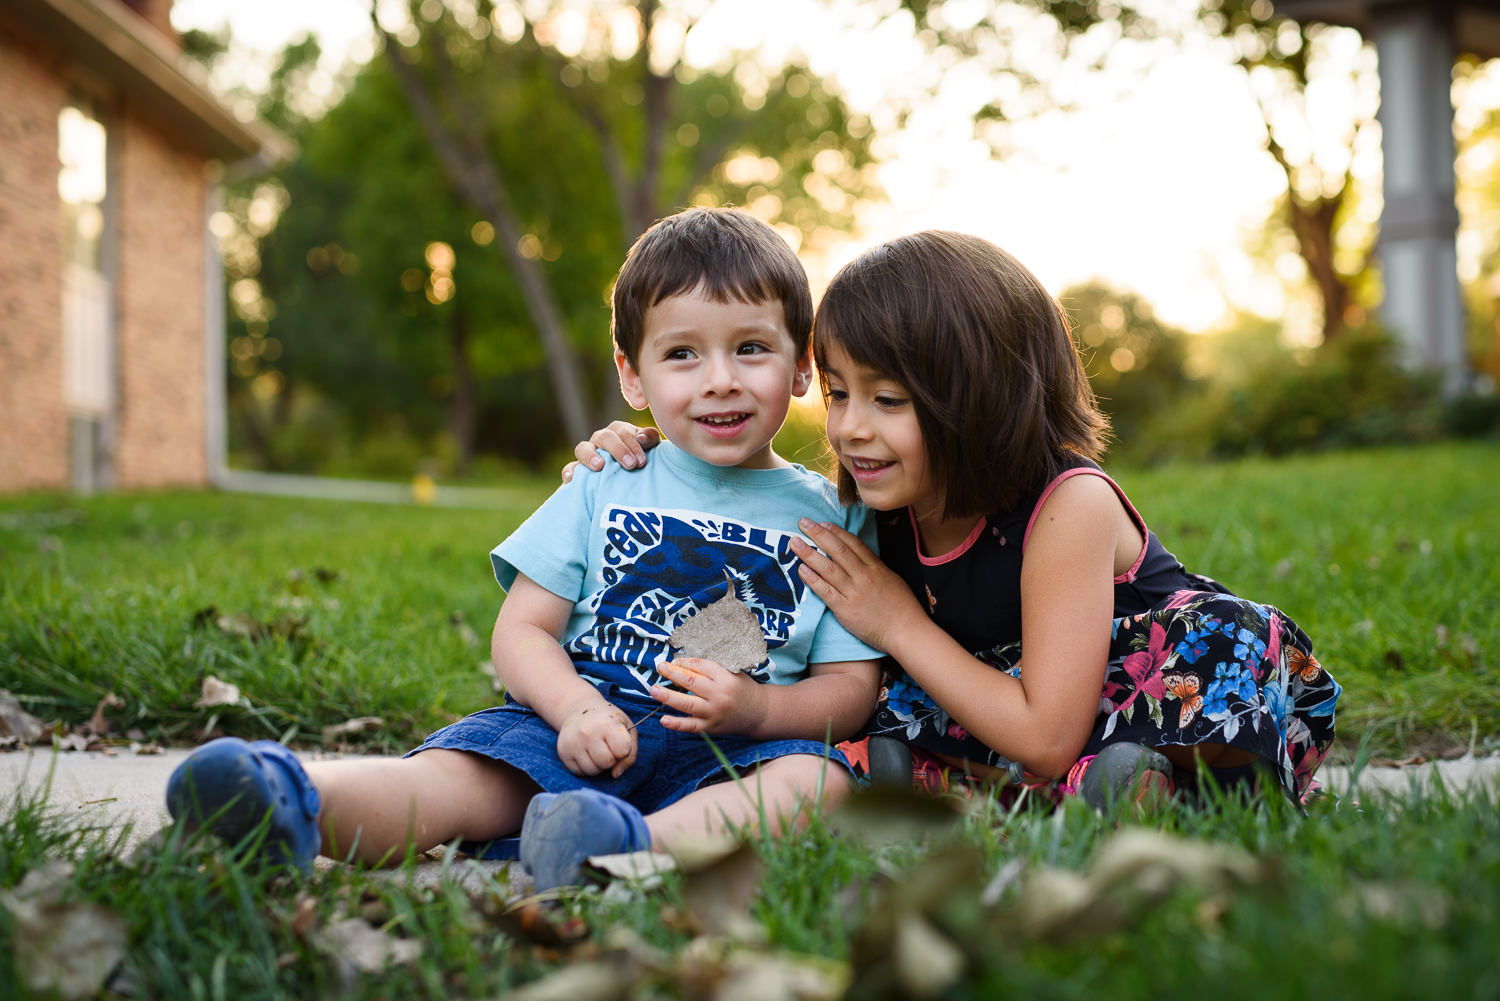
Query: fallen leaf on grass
xmin=192 ymin=606 xmax=309 ymax=643
xmin=505 ymin=958 xmax=638 ymax=1001
xmin=584 ymin=850 xmax=677 ymax=890
xmin=680 ymin=841 xmax=765 ymax=940
xmin=833 ymin=786 xmax=964 ymax=850
xmin=1008 ymin=827 xmax=1267 ymax=944
xmin=0 ymin=689 xmax=45 ymax=745
xmin=449 ymin=611 xmax=480 ymax=648
xmin=0 ymin=862 xmax=127 ymax=1001
xmin=668 ymin=581 xmax=767 ymax=674
xmin=193 ymin=675 xmax=243 ymax=708
xmin=313 ymin=917 xmax=423 ymax=975
xmin=893 ymin=912 xmax=965 ymax=1001
xmin=489 ymin=899 xmax=591 ymax=948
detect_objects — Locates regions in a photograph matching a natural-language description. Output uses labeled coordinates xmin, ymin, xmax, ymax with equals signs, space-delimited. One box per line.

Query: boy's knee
xmin=764 ymin=753 xmax=852 ymax=807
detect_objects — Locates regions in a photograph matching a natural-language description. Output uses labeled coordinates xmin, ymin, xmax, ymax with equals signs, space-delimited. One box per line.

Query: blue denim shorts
xmin=407 ymin=684 xmax=852 ymax=818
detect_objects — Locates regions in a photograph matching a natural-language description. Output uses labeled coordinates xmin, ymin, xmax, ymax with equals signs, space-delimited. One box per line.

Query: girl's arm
xmin=492 ymin=573 xmax=638 ymax=777
xmin=792 ymin=475 xmax=1122 ymax=778
xmin=651 ymin=656 xmax=880 ymax=743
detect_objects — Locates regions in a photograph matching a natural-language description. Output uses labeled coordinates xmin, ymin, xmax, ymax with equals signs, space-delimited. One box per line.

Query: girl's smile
xmin=820 ymin=343 xmax=938 ymax=514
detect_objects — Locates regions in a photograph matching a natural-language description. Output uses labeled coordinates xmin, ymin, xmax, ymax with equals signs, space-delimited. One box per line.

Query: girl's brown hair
xmin=813 ymin=231 xmax=1109 ymax=517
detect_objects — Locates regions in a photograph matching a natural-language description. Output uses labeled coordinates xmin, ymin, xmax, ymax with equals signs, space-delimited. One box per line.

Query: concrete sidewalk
xmin=5 ymin=745 xmax=1498 ymax=854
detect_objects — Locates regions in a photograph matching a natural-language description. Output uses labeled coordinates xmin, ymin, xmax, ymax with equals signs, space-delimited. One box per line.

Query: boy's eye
xmin=665 ymin=348 xmax=695 ymax=361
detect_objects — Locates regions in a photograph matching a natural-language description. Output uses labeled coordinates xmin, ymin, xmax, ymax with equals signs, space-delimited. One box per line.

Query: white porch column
xmin=1370 ymin=4 xmax=1471 ymax=393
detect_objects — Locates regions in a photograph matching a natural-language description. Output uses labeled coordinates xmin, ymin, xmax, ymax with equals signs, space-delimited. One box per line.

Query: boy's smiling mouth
xmin=697 ymin=412 xmax=751 ymax=434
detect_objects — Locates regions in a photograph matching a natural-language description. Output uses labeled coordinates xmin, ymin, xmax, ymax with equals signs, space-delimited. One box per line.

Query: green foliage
xmin=1062 ymin=281 xmax=1196 ymax=453
xmin=216 ymin=3 xmax=881 ymax=475
xmin=1176 ymin=324 xmax=1443 ymax=461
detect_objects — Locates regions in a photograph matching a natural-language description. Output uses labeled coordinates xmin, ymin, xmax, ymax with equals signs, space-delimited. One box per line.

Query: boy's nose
xmin=703 ymin=355 xmax=739 ymax=393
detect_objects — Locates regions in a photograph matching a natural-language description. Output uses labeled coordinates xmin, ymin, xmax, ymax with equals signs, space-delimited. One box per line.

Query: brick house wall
xmin=0 ymin=31 xmax=70 ymax=491
xmin=0 ymin=0 xmax=278 ymax=493
xmin=114 ymin=113 xmax=207 ymax=487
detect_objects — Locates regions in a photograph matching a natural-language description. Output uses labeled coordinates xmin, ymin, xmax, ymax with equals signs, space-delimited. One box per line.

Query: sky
xmin=166 ymin=0 xmax=1450 ymax=336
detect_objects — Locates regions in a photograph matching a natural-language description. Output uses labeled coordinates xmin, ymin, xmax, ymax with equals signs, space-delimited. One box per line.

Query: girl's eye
xmin=736 ymin=342 xmax=767 ymax=355
xmin=824 ymin=388 xmax=848 ymax=403
xmin=875 ymin=395 xmax=907 ymax=408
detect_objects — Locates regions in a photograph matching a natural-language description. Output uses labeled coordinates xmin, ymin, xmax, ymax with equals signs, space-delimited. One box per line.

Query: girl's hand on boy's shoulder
xmin=561 ymin=423 xmax=662 ymax=483
xmin=791 ymin=520 xmax=923 ymax=653
xmin=557 ymin=702 xmax=637 ymax=778
xmin=653 ymin=658 xmax=767 ymax=736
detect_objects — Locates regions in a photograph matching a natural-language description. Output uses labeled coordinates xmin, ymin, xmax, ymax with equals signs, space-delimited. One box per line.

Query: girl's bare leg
xmin=305 ymin=750 xmax=537 ymax=865
xmin=644 ymin=754 xmax=851 ymax=853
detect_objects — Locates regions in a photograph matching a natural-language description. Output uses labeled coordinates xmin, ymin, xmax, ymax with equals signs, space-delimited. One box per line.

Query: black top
xmin=875 ymin=457 xmax=1227 ymax=666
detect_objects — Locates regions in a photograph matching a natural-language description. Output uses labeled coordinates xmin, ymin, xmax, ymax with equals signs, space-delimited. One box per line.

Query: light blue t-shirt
xmin=492 ymin=442 xmax=882 ymax=695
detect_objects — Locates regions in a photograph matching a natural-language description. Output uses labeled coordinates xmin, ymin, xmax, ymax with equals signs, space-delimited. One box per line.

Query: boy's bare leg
xmin=644 ymin=754 xmax=851 ymax=853
xmin=305 ymin=750 xmax=537 ymax=865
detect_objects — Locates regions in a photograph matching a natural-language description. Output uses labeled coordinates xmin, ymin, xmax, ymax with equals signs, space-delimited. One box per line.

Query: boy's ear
xmin=791 ymin=350 xmax=814 ymax=398
xmin=614 ymin=348 xmax=650 ymax=411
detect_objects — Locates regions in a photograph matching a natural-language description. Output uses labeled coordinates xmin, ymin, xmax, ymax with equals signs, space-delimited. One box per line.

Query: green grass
xmin=2 ymin=442 xmax=1498 ymax=999
xmin=3 ymin=767 xmax=1498 ymax=1000
xmin=3 ymin=441 xmax=1495 ymax=757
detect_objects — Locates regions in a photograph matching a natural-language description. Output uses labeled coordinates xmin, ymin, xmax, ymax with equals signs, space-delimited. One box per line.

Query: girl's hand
xmin=791 ymin=519 xmax=923 ymax=652
xmin=651 ymin=658 xmax=768 ymax=735
xmin=556 ymin=703 xmax=637 ymax=778
xmin=561 ymin=423 xmax=662 ymax=482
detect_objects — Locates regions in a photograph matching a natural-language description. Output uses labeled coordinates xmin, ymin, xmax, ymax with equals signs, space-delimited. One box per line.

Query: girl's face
xmin=820 ymin=342 xmax=940 ymax=515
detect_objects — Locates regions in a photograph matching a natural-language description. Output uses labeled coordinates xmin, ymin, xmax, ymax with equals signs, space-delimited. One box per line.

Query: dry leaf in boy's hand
xmin=667 ymin=590 xmax=767 ymax=675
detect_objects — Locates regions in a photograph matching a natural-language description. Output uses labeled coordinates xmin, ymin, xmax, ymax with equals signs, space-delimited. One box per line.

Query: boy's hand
xmin=556 ymin=703 xmax=637 ymax=778
xmin=791 ymin=520 xmax=918 ymax=652
xmin=561 ymin=423 xmax=661 ymax=482
xmin=652 ymin=658 xmax=768 ymax=735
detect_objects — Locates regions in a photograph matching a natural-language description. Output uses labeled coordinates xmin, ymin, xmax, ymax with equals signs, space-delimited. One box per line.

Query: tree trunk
xmin=373 ymin=12 xmax=594 ymax=443
xmin=446 ymin=306 xmax=477 ymax=477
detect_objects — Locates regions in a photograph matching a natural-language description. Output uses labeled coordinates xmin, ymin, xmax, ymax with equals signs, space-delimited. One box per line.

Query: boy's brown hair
xmin=813 ymin=231 xmax=1109 ymax=517
xmin=611 ymin=207 xmax=813 ymax=367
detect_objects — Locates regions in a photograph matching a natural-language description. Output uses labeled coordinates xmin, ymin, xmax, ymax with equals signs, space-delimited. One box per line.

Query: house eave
xmin=6 ymin=0 xmax=294 ymax=165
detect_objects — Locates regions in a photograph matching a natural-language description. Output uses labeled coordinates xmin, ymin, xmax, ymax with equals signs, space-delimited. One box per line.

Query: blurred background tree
xmin=196 ymin=0 xmax=880 ymax=474
xmin=186 ymin=0 xmax=1499 ymax=479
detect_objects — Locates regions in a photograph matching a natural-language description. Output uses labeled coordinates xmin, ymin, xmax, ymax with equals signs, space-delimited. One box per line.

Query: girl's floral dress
xmin=852 ymin=464 xmax=1340 ymax=803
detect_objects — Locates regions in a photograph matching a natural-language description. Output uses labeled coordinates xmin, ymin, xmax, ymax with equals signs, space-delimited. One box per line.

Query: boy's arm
xmin=653 ymin=657 xmax=880 ymax=743
xmin=493 ymin=573 xmax=636 ymax=777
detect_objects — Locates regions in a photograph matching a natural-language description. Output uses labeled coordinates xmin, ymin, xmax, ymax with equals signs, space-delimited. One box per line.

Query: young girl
xmin=573 ymin=231 xmax=1340 ymax=807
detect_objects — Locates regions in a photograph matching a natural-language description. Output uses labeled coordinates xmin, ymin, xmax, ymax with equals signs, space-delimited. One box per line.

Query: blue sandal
xmin=166 ymin=737 xmax=322 ymax=869
xmin=519 ymin=789 xmax=651 ymax=891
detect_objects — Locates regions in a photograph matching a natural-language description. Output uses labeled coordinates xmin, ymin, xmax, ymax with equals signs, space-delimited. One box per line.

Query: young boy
xmin=166 ymin=208 xmax=883 ymax=890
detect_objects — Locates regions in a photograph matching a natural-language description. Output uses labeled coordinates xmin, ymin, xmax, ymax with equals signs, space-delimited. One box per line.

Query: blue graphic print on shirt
xmin=568 ymin=506 xmax=805 ymax=686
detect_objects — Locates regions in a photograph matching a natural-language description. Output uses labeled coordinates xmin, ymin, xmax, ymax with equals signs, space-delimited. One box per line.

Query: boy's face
xmin=615 ymin=288 xmax=812 ymax=469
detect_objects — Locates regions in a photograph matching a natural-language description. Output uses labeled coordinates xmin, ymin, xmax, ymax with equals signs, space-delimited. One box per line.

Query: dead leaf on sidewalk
xmin=321 ymin=717 xmax=384 ymax=743
xmin=0 ymin=689 xmax=45 ymax=745
xmin=0 ymin=862 xmax=128 ymax=1001
xmin=83 ymin=692 xmax=124 ymax=738
xmin=193 ymin=675 xmax=243 ymax=709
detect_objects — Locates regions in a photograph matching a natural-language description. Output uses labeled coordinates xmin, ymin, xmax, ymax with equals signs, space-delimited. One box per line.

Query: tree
xmin=887 ymin=0 xmax=1379 ymax=346
xmin=1198 ymin=0 xmax=1379 ymax=345
xmin=369 ymin=0 xmax=881 ymax=443
xmin=1062 ymin=281 xmax=1193 ymax=454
